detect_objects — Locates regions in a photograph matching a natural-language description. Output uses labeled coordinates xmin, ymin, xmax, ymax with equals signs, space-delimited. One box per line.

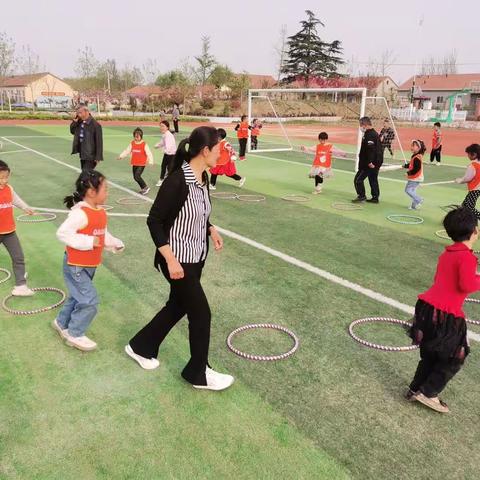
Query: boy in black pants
xmin=430 ymin=122 xmax=442 ymax=165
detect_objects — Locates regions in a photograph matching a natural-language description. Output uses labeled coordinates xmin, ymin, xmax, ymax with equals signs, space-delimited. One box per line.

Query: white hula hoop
xmin=2 ymin=287 xmax=66 ymax=315
xmin=386 ymin=214 xmax=424 ymax=225
xmin=464 ymin=298 xmax=480 ymax=326
xmin=99 ymin=204 xmax=114 ymax=211
xmin=0 ymin=268 xmax=11 ymax=285
xmin=435 ymin=229 xmax=450 ymax=240
xmin=237 ymin=194 xmax=266 ymax=203
xmin=17 ymin=212 xmax=56 ymax=223
xmin=116 ymin=197 xmax=149 ymax=205
xmin=210 ymin=191 xmax=238 ymax=200
xmin=331 ymin=202 xmax=363 ymax=211
xmin=282 ymin=194 xmax=310 ymax=203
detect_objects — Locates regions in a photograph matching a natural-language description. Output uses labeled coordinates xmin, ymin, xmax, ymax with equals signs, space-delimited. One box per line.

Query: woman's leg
xmin=160 ymin=155 xmax=169 ymax=180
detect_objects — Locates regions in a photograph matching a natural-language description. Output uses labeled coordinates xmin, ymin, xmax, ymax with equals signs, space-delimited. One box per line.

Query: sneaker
xmin=192 ymin=367 xmax=234 ymax=391
xmin=11 ymin=284 xmax=35 ymax=297
xmin=352 ymin=197 xmax=366 ymax=203
xmin=239 ymin=156 xmax=246 ymax=161
xmin=140 ymin=187 xmax=150 ymax=195
xmin=66 ymin=335 xmax=97 ymax=352
xmin=414 ymin=393 xmax=450 ymax=413
xmin=435 ymin=163 xmax=440 ymax=166
xmin=156 ymin=180 xmax=163 ymax=187
xmin=52 ymin=318 xmax=68 ymax=339
xmin=210 ymin=185 xmax=217 ymax=191
xmin=239 ymin=177 xmax=246 ymax=188
xmin=124 ymin=344 xmax=160 ymax=370
xmin=366 ymin=198 xmax=379 ymax=204
xmin=312 ymin=186 xmax=322 ymax=195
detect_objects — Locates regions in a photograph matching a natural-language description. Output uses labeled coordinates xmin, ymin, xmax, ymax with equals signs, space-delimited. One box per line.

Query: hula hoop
xmin=435 ymin=229 xmax=450 ymax=240
xmin=2 ymin=287 xmax=66 ymax=315
xmin=282 ymin=194 xmax=310 ymax=203
xmin=348 ymin=317 xmax=419 ymax=352
xmin=226 ymin=323 xmax=299 ymax=361
xmin=331 ymin=202 xmax=363 ymax=211
xmin=116 ymin=197 xmax=149 ymax=205
xmin=17 ymin=212 xmax=56 ymax=223
xmin=0 ymin=268 xmax=11 ymax=285
xmin=464 ymin=298 xmax=480 ymax=326
xmin=386 ymin=214 xmax=424 ymax=225
xmin=210 ymin=191 xmax=238 ymax=200
xmin=99 ymin=204 xmax=114 ymax=211
xmin=237 ymin=194 xmax=266 ymax=203
xmin=440 ymin=204 xmax=457 ymax=213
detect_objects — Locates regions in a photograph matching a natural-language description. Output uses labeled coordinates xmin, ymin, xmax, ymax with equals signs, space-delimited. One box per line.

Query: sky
xmin=5 ymin=0 xmax=480 ymax=85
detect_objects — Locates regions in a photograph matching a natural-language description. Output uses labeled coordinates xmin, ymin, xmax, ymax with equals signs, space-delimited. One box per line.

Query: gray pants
xmin=0 ymin=232 xmax=26 ymax=286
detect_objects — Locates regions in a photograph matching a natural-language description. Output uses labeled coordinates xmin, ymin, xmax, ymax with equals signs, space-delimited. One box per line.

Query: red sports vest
xmin=468 ymin=162 xmax=480 ymax=191
xmin=407 ymin=154 xmax=424 ymax=182
xmin=313 ymin=143 xmax=333 ymax=168
xmin=251 ymin=126 xmax=261 ymax=136
xmin=0 ymin=185 xmax=15 ymax=235
xmin=130 ymin=141 xmax=148 ymax=166
xmin=236 ymin=122 xmax=249 ymax=139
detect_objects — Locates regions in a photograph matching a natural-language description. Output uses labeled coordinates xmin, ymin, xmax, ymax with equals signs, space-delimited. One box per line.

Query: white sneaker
xmin=66 ymin=335 xmax=97 ymax=352
xmin=192 ymin=367 xmax=234 ymax=391
xmin=210 ymin=185 xmax=217 ymax=191
xmin=156 ymin=180 xmax=163 ymax=187
xmin=124 ymin=344 xmax=159 ymax=370
xmin=312 ymin=186 xmax=322 ymax=195
xmin=52 ymin=318 xmax=68 ymax=339
xmin=239 ymin=177 xmax=246 ymax=188
xmin=140 ymin=187 xmax=150 ymax=195
xmin=11 ymin=284 xmax=35 ymax=297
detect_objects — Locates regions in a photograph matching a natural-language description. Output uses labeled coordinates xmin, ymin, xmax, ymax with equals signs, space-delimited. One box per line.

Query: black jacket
xmin=147 ymin=168 xmax=212 ymax=269
xmin=359 ymin=128 xmax=383 ymax=170
xmin=70 ymin=116 xmax=103 ymax=162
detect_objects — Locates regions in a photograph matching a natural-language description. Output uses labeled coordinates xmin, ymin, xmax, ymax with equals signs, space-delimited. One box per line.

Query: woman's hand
xmin=210 ymin=227 xmax=223 ymax=251
xmin=167 ymin=257 xmax=184 ymax=279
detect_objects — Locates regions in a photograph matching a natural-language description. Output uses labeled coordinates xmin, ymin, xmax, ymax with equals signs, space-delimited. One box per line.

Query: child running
xmin=250 ymin=118 xmax=262 ymax=150
xmin=430 ymin=122 xmax=442 ymax=165
xmin=455 ymin=144 xmax=480 ymax=219
xmin=406 ymin=206 xmax=479 ymax=413
xmin=154 ymin=120 xmax=177 ymax=187
xmin=234 ymin=115 xmax=249 ymax=160
xmin=402 ymin=139 xmax=425 ymax=210
xmin=117 ymin=127 xmax=153 ymax=195
xmin=209 ymin=128 xmax=246 ymax=190
xmin=301 ymin=132 xmax=345 ymax=194
xmin=0 ymin=160 xmax=35 ymax=296
xmin=54 ymin=170 xmax=124 ymax=352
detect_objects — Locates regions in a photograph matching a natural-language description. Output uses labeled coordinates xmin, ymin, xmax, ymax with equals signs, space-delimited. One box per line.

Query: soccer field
xmin=1 ymin=123 xmax=480 ymax=479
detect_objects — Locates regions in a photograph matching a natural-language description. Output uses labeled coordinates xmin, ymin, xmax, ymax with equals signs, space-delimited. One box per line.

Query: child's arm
xmin=117 ymin=144 xmax=132 ymax=160
xmin=332 ymin=145 xmax=348 ymax=158
xmin=225 ymin=142 xmax=237 ymax=161
xmin=455 ymin=165 xmax=475 ymax=184
xmin=458 ymin=256 xmax=480 ymax=293
xmin=104 ymin=229 xmax=125 ymax=253
xmin=12 ymin=189 xmax=34 ymax=215
xmin=56 ymin=209 xmax=95 ymax=251
xmin=301 ymin=146 xmax=316 ymax=154
xmin=234 ymin=124 xmax=240 ymax=131
xmin=145 ymin=144 xmax=154 ymax=165
xmin=406 ymin=157 xmax=421 ymax=176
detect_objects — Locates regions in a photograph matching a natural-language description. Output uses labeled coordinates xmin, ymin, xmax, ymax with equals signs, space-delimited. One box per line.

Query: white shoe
xmin=11 ymin=284 xmax=35 ymax=297
xmin=125 ymin=344 xmax=159 ymax=370
xmin=52 ymin=318 xmax=68 ymax=339
xmin=192 ymin=367 xmax=234 ymax=391
xmin=156 ymin=180 xmax=163 ymax=187
xmin=210 ymin=185 xmax=217 ymax=190
xmin=66 ymin=335 xmax=97 ymax=352
xmin=239 ymin=177 xmax=246 ymax=188
xmin=140 ymin=187 xmax=150 ymax=195
xmin=312 ymin=186 xmax=322 ymax=195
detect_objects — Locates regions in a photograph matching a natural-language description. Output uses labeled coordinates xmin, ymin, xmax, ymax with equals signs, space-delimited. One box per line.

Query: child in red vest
xmin=430 ymin=122 xmax=442 ymax=165
xmin=234 ymin=115 xmax=249 ymax=160
xmin=301 ymin=132 xmax=345 ymax=194
xmin=209 ymin=128 xmax=246 ymax=190
xmin=55 ymin=170 xmax=124 ymax=352
xmin=456 ymin=144 xmax=480 ymax=219
xmin=407 ymin=206 xmax=479 ymax=413
xmin=117 ymin=127 xmax=154 ymax=195
xmin=250 ymin=118 xmax=262 ymax=150
xmin=0 ymin=160 xmax=35 ymax=297
xmin=402 ymin=139 xmax=425 ymax=209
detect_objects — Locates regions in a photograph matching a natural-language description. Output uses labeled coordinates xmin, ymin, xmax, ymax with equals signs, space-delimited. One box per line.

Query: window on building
xmin=436 ymin=96 xmax=444 ymax=104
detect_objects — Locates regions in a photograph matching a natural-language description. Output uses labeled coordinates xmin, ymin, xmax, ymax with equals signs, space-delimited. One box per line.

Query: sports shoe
xmin=239 ymin=177 xmax=246 ymax=188
xmin=366 ymin=198 xmax=379 ymax=204
xmin=11 ymin=284 xmax=35 ymax=297
xmin=124 ymin=344 xmax=160 ymax=370
xmin=351 ymin=197 xmax=366 ymax=203
xmin=140 ymin=187 xmax=150 ymax=195
xmin=239 ymin=156 xmax=246 ymax=161
xmin=312 ymin=185 xmax=322 ymax=194
xmin=210 ymin=185 xmax=217 ymax=191
xmin=66 ymin=335 xmax=97 ymax=352
xmin=52 ymin=318 xmax=68 ymax=339
xmin=156 ymin=180 xmax=163 ymax=187
xmin=192 ymin=367 xmax=234 ymax=391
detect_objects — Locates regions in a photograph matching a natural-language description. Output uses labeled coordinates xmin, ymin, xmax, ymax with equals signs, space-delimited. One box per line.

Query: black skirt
xmin=409 ymin=299 xmax=470 ymax=361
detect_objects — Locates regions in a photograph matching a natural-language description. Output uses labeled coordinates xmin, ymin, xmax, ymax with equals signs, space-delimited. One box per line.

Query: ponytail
xmin=63 ymin=170 xmax=106 ymax=209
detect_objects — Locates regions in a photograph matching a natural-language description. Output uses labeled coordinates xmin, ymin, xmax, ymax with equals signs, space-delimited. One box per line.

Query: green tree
xmin=155 ymin=70 xmax=189 ymax=88
xmin=195 ymin=36 xmax=216 ymax=85
xmin=281 ymin=10 xmax=344 ymax=86
xmin=209 ymin=64 xmax=233 ymax=88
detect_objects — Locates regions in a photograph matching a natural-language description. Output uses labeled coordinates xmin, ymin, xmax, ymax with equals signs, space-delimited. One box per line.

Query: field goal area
xmin=247 ymin=87 xmax=407 ymax=170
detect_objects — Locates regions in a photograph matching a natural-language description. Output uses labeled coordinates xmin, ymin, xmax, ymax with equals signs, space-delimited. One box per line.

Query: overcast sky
xmin=5 ymin=0 xmax=480 ymax=85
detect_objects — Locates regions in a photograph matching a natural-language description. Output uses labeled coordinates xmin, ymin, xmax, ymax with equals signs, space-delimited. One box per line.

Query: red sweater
xmin=419 ymin=243 xmax=480 ymax=317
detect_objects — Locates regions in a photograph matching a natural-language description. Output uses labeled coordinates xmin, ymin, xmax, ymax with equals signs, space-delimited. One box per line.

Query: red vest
xmin=407 ymin=154 xmax=424 ymax=182
xmin=468 ymin=162 xmax=480 ymax=191
xmin=130 ymin=141 xmax=148 ymax=166
xmin=432 ymin=130 xmax=441 ymax=149
xmin=66 ymin=206 xmax=107 ymax=267
xmin=0 ymin=185 xmax=15 ymax=235
xmin=251 ymin=126 xmax=261 ymax=136
xmin=236 ymin=122 xmax=249 ymax=139
xmin=313 ymin=143 xmax=333 ymax=168
xmin=217 ymin=140 xmax=233 ymax=166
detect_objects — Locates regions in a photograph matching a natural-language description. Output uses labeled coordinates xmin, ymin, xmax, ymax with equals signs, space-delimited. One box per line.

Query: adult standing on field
xmin=172 ymin=103 xmax=180 ymax=133
xmin=352 ymin=116 xmax=384 ymax=204
xmin=70 ymin=104 xmax=104 ymax=171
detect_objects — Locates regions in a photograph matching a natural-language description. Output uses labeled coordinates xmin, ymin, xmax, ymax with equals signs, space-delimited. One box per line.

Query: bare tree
xmin=0 ymin=32 xmax=16 ymax=111
xmin=420 ymin=50 xmax=457 ymax=75
xmin=75 ymin=45 xmax=98 ymax=78
xmin=17 ymin=44 xmax=42 ymax=111
xmin=142 ymin=58 xmax=160 ymax=85
xmin=274 ymin=24 xmax=288 ymax=83
xmin=195 ymin=36 xmax=216 ymax=85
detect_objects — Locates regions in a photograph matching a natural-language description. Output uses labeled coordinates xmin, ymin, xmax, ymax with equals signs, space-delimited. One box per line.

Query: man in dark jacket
xmin=352 ymin=116 xmax=384 ymax=204
xmin=70 ymin=105 xmax=103 ymax=171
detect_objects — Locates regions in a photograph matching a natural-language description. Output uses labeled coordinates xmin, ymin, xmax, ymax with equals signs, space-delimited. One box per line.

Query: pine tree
xmin=281 ymin=10 xmax=344 ymax=86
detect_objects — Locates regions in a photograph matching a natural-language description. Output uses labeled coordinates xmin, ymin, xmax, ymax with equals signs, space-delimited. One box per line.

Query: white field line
xmin=0 ymin=149 xmax=29 ymax=154
xmin=1 ymin=134 xmax=138 ymax=139
xmin=422 ymin=180 xmax=455 ymax=186
xmin=34 ymin=207 xmax=148 ymax=218
xmin=4 ymin=135 xmax=479 ymax=343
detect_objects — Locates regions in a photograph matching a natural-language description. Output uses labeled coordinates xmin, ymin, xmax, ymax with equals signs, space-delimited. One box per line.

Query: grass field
xmin=1 ymin=123 xmax=480 ymax=479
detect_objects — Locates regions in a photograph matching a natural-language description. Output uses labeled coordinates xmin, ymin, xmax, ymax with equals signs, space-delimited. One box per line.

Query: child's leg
xmin=430 ymin=149 xmax=436 ymax=163
xmin=2 ymin=232 xmax=27 ymax=286
xmin=251 ymin=136 xmax=257 ymax=150
xmin=462 ymin=190 xmax=480 ymax=219
xmin=239 ymin=139 xmax=247 ymax=158
xmin=132 ymin=166 xmax=147 ymax=190
xmin=388 ymin=144 xmax=394 ymax=156
xmin=315 ymin=175 xmax=323 ymax=186
xmin=405 ymin=181 xmax=422 ymax=206
xmin=436 ymin=146 xmax=442 ymax=163
xmin=228 ymin=174 xmax=242 ymax=181
xmin=210 ymin=174 xmax=217 ymax=186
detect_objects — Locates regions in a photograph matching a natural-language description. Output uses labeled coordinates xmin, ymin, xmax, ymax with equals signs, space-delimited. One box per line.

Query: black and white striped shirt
xmin=169 ymin=162 xmax=211 ymax=263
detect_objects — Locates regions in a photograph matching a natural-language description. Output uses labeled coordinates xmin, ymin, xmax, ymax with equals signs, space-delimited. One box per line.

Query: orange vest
xmin=407 ymin=154 xmax=424 ymax=182
xmin=217 ymin=140 xmax=233 ymax=166
xmin=236 ymin=122 xmax=249 ymax=139
xmin=66 ymin=206 xmax=107 ymax=267
xmin=251 ymin=126 xmax=261 ymax=136
xmin=432 ymin=130 xmax=441 ymax=149
xmin=313 ymin=143 xmax=333 ymax=168
xmin=468 ymin=162 xmax=480 ymax=191
xmin=130 ymin=141 xmax=148 ymax=166
xmin=0 ymin=185 xmax=15 ymax=235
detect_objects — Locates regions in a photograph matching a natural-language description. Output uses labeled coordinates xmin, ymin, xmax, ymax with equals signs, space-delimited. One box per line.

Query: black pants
xmin=409 ymin=350 xmax=463 ymax=397
xmin=382 ymin=144 xmax=393 ymax=156
xmin=430 ymin=146 xmax=442 ymax=163
xmin=210 ymin=173 xmax=241 ymax=186
xmin=251 ymin=136 xmax=258 ymax=150
xmin=238 ymin=138 xmax=247 ymax=158
xmin=80 ymin=159 xmax=97 ymax=171
xmin=462 ymin=190 xmax=480 ymax=220
xmin=315 ymin=175 xmax=323 ymax=186
xmin=132 ymin=166 xmax=147 ymax=190
xmin=129 ymin=261 xmax=211 ymax=385
xmin=173 ymin=120 xmax=179 ymax=133
xmin=160 ymin=154 xmax=175 ymax=180
xmin=354 ymin=168 xmax=380 ymax=200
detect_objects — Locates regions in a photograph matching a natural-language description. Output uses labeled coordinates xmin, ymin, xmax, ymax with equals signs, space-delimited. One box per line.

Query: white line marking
xmin=5 ymin=135 xmax=479 ymax=343
xmin=0 ymin=149 xmax=28 ymax=154
xmin=422 ymin=180 xmax=455 ymax=186
xmin=34 ymin=207 xmax=148 ymax=218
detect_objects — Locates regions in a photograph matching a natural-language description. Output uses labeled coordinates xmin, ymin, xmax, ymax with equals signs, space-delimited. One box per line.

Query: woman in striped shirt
xmin=126 ymin=126 xmax=234 ymax=391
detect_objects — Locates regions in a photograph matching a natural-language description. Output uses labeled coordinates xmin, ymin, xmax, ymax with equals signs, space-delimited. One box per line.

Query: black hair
xmin=171 ymin=126 xmax=219 ymax=182
xmin=217 ymin=128 xmax=227 ymax=139
xmin=443 ymin=206 xmax=477 ymax=242
xmin=465 ymin=144 xmax=480 ymax=159
xmin=0 ymin=160 xmax=10 ymax=172
xmin=434 ymin=122 xmax=441 ymax=127
xmin=240 ymin=115 xmax=247 ymax=121
xmin=161 ymin=120 xmax=170 ymax=129
xmin=133 ymin=127 xmax=143 ymax=139
xmin=411 ymin=139 xmax=426 ymax=155
xmin=63 ymin=170 xmax=106 ymax=209
xmin=359 ymin=116 xmax=372 ymax=126
xmin=318 ymin=132 xmax=328 ymax=140
xmin=252 ymin=118 xmax=258 ymax=123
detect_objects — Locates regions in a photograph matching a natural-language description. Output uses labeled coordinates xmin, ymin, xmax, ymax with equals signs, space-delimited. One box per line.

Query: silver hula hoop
xmin=348 ymin=317 xmax=419 ymax=352
xmin=210 ymin=191 xmax=238 ymax=200
xmin=282 ymin=194 xmax=310 ymax=203
xmin=0 ymin=268 xmax=11 ymax=284
xmin=116 ymin=197 xmax=149 ymax=205
xmin=331 ymin=202 xmax=363 ymax=211
xmin=386 ymin=214 xmax=424 ymax=225
xmin=464 ymin=298 xmax=480 ymax=326
xmin=226 ymin=323 xmax=299 ymax=361
xmin=17 ymin=212 xmax=56 ymax=223
xmin=237 ymin=194 xmax=266 ymax=203
xmin=435 ymin=229 xmax=450 ymax=240
xmin=2 ymin=287 xmax=66 ymax=315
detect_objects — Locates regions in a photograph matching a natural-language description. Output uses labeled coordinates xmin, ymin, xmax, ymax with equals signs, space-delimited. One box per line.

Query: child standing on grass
xmin=402 ymin=139 xmax=425 ymax=210
xmin=250 ymin=118 xmax=262 ymax=150
xmin=209 ymin=128 xmax=246 ymax=190
xmin=406 ymin=207 xmax=479 ymax=413
xmin=379 ymin=118 xmax=395 ymax=158
xmin=430 ymin=122 xmax=442 ymax=165
xmin=0 ymin=160 xmax=35 ymax=297
xmin=117 ymin=128 xmax=154 ymax=195
xmin=455 ymin=144 xmax=480 ymax=220
xmin=155 ymin=120 xmax=177 ymax=187
xmin=234 ymin=115 xmax=249 ymax=160
xmin=54 ymin=170 xmax=124 ymax=352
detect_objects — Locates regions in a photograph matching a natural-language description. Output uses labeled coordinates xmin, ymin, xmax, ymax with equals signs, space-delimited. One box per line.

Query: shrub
xmin=200 ymin=98 xmax=214 ymax=110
